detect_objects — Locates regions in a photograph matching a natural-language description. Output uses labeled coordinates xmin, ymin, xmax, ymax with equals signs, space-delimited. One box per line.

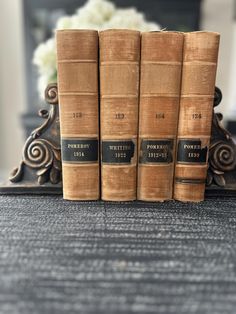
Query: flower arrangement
xmin=33 ymin=0 xmax=160 ymax=98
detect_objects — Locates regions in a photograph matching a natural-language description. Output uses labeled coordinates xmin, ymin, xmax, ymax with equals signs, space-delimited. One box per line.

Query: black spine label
xmin=102 ymin=140 xmax=135 ymax=164
xmin=177 ymin=139 xmax=208 ymax=164
xmin=61 ymin=138 xmax=98 ymax=163
xmin=139 ymin=139 xmax=173 ymax=164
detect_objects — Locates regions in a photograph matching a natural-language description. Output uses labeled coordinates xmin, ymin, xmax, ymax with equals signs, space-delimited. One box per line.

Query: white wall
xmin=0 ymin=0 xmax=26 ymax=178
xmin=228 ymin=17 xmax=236 ymax=117
xmin=200 ymin=0 xmax=235 ymax=117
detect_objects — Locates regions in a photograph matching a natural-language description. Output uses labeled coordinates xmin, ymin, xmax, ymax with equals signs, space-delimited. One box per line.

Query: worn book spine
xmin=137 ymin=31 xmax=184 ymax=201
xmin=174 ymin=31 xmax=220 ymax=202
xmin=99 ymin=29 xmax=140 ymax=201
xmin=56 ymin=30 xmax=99 ymax=200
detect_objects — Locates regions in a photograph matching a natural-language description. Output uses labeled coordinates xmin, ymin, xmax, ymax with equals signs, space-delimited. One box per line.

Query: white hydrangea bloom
xmin=33 ymin=38 xmax=56 ymax=77
xmin=70 ymin=14 xmax=98 ymax=30
xmin=37 ymin=74 xmax=57 ymax=100
xmin=33 ymin=38 xmax=57 ymax=97
xmin=33 ymin=0 xmax=160 ymax=98
xmin=76 ymin=0 xmax=115 ymax=26
xmin=143 ymin=22 xmax=160 ymax=32
xmin=103 ymin=8 xmax=147 ymax=30
xmin=56 ymin=16 xmax=73 ymax=30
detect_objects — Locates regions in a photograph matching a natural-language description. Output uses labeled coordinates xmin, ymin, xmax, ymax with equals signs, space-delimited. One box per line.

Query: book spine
xmin=174 ymin=31 xmax=220 ymax=202
xmin=56 ymin=30 xmax=99 ymax=200
xmin=99 ymin=29 xmax=140 ymax=201
xmin=137 ymin=31 xmax=184 ymax=201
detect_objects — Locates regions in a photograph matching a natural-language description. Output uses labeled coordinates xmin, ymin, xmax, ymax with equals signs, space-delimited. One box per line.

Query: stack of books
xmin=56 ymin=29 xmax=220 ymax=202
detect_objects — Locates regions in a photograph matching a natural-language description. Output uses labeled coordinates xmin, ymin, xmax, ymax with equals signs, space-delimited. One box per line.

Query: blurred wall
xmin=201 ymin=0 xmax=235 ymax=117
xmin=0 ymin=0 xmax=26 ymax=178
xmin=228 ymin=2 xmax=236 ymax=119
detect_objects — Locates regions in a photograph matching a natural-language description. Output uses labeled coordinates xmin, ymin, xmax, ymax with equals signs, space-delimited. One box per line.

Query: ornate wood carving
xmin=0 ymin=83 xmax=62 ymax=194
xmin=206 ymin=87 xmax=236 ymax=196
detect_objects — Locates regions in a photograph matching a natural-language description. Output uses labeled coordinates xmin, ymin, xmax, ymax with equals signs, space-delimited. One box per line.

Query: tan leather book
xmin=174 ymin=31 xmax=220 ymax=202
xmin=137 ymin=31 xmax=184 ymax=201
xmin=56 ymin=30 xmax=99 ymax=200
xmin=99 ymin=29 xmax=140 ymax=201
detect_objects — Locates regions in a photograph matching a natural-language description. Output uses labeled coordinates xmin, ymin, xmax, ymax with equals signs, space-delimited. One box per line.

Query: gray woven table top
xmin=0 ymin=195 xmax=236 ymax=314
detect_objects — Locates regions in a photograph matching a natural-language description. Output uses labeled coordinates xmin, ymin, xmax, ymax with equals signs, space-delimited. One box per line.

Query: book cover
xmin=137 ymin=31 xmax=184 ymax=201
xmin=99 ymin=29 xmax=140 ymax=201
xmin=174 ymin=31 xmax=220 ymax=202
xmin=56 ymin=30 xmax=99 ymax=200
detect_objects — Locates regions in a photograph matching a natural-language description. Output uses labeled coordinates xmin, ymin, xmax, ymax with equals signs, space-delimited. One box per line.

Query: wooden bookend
xmin=0 ymin=83 xmax=62 ymax=194
xmin=206 ymin=87 xmax=236 ymax=197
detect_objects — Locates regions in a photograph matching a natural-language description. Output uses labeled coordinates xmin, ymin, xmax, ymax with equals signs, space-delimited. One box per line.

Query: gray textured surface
xmin=0 ymin=195 xmax=236 ymax=314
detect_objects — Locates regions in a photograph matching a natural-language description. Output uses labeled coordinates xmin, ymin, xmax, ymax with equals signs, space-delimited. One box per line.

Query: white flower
xmin=143 ymin=22 xmax=160 ymax=32
xmin=70 ymin=14 xmax=98 ymax=30
xmin=33 ymin=0 xmax=161 ymax=99
xmin=33 ymin=38 xmax=56 ymax=79
xmin=33 ymin=38 xmax=57 ymax=98
xmin=102 ymin=8 xmax=151 ymax=30
xmin=37 ymin=75 xmax=49 ymax=100
xmin=56 ymin=16 xmax=73 ymax=30
xmin=76 ymin=0 xmax=115 ymax=26
xmin=37 ymin=74 xmax=57 ymax=100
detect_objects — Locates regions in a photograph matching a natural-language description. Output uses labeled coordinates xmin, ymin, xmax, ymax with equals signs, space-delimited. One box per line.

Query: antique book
xmin=137 ymin=31 xmax=184 ymax=201
xmin=56 ymin=30 xmax=99 ymax=200
xmin=174 ymin=31 xmax=220 ymax=202
xmin=99 ymin=29 xmax=140 ymax=201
